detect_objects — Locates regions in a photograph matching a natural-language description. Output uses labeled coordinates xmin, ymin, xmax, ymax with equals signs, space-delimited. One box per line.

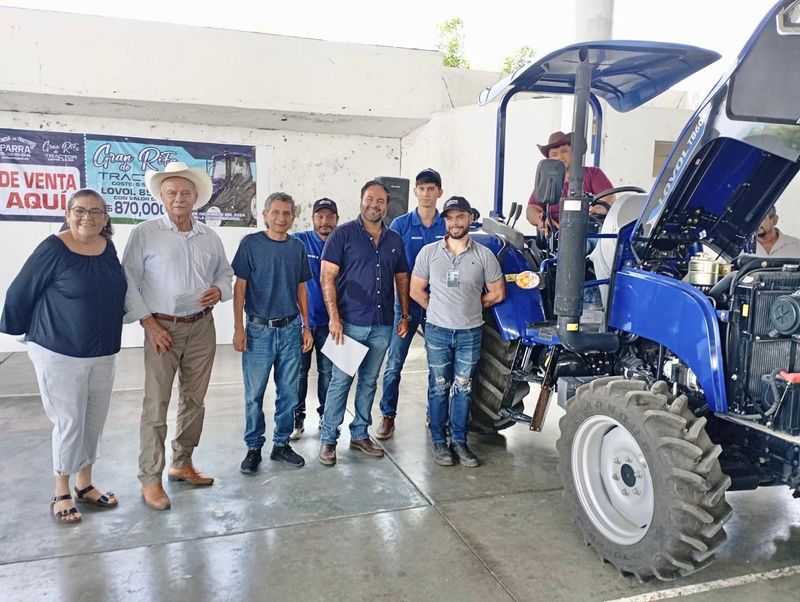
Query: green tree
xmin=501 ymin=45 xmax=537 ymax=74
xmin=437 ymin=17 xmax=470 ymax=68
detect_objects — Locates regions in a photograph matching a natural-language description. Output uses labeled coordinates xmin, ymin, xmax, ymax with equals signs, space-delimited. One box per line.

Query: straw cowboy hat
xmin=145 ymin=161 xmax=213 ymax=209
xmin=537 ymin=131 xmax=572 ymax=157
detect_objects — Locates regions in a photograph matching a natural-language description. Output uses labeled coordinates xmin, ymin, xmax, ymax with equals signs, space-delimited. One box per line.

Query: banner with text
xmin=85 ymin=135 xmax=257 ymax=227
xmin=0 ymin=129 xmax=85 ymax=222
xmin=0 ymin=128 xmax=257 ymax=227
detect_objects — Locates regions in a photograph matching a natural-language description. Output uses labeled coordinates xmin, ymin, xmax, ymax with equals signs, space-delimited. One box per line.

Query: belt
xmin=151 ymin=307 xmax=212 ymax=324
xmin=248 ymin=314 xmax=297 ymax=328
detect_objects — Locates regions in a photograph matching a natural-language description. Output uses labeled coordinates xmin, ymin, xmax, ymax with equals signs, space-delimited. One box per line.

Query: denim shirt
xmin=321 ymin=218 xmax=409 ymax=326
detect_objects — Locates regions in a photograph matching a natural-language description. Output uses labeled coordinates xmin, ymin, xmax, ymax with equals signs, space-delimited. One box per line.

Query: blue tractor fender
xmin=471 ymin=232 xmax=547 ymax=341
xmin=608 ymin=267 xmax=728 ymax=412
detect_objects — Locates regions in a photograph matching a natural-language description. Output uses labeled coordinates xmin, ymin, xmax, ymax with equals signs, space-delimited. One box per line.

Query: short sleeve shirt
xmin=528 ymin=166 xmax=613 ymax=222
xmin=321 ymin=218 xmax=409 ymax=326
xmin=292 ymin=229 xmax=328 ymax=327
xmin=231 ymin=232 xmax=312 ymax=320
xmin=413 ymin=236 xmax=503 ymax=330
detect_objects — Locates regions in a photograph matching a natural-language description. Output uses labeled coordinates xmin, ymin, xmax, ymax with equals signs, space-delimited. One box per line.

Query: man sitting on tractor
xmin=525 ymin=130 xmax=615 ymax=234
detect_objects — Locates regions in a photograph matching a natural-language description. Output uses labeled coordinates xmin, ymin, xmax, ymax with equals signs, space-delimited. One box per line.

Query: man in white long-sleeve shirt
xmin=122 ymin=161 xmax=233 ymax=511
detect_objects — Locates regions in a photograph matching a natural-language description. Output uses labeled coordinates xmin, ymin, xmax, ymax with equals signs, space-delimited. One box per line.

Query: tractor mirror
xmin=534 ymin=159 xmax=566 ymax=206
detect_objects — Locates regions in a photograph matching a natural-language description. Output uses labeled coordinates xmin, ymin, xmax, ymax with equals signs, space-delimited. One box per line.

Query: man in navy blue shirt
xmin=290 ymin=198 xmax=339 ymax=440
xmin=232 ymin=192 xmax=314 ymax=474
xmin=376 ymin=168 xmax=446 ymax=440
xmin=317 ymin=180 xmax=410 ymax=466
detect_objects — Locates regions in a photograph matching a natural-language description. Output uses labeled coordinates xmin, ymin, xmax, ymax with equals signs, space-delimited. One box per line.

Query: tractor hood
xmin=479 ymin=41 xmax=720 ymax=112
xmin=633 ymin=0 xmax=800 ymax=262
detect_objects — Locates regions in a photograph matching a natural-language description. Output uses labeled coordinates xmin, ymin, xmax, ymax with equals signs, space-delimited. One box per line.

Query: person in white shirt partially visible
xmin=754 ymin=206 xmax=800 ymax=258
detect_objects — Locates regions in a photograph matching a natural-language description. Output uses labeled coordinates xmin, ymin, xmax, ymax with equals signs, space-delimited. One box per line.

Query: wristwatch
xmin=400 ymin=314 xmax=411 ymax=321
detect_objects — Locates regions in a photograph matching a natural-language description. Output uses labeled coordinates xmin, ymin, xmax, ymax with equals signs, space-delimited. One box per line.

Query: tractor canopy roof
xmin=479 ymin=41 xmax=720 ymax=112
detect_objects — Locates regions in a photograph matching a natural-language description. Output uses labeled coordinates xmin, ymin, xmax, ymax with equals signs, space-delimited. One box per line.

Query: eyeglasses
xmin=70 ymin=207 xmax=106 ymax=218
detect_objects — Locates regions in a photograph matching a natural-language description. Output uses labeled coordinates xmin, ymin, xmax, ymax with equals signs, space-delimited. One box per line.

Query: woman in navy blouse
xmin=0 ymin=189 xmax=127 ymax=524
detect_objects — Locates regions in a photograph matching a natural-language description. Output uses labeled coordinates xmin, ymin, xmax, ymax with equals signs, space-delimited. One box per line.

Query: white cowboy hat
xmin=145 ymin=161 xmax=213 ymax=210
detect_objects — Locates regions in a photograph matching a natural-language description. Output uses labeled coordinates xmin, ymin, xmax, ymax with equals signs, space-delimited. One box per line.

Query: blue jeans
xmin=378 ymin=304 xmax=425 ymax=418
xmin=320 ymin=323 xmax=392 ymax=444
xmin=424 ymin=324 xmax=483 ymax=445
xmin=242 ymin=316 xmax=302 ymax=449
xmin=295 ymin=325 xmax=332 ymax=425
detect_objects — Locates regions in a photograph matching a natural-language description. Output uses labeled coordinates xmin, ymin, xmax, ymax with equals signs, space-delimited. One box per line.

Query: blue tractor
xmin=468 ymin=0 xmax=800 ymax=580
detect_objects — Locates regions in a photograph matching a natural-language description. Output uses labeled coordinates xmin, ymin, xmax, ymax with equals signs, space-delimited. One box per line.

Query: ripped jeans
xmin=424 ymin=323 xmax=483 ymax=445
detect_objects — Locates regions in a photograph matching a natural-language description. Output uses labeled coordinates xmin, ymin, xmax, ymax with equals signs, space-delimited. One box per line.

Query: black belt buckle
xmin=248 ymin=314 xmax=295 ymax=328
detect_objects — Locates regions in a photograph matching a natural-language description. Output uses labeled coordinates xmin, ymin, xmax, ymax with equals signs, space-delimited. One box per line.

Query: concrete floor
xmin=1 ymin=340 xmax=799 ymax=601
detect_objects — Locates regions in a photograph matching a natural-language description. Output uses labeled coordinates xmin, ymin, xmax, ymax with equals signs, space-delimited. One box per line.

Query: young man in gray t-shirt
xmin=410 ymin=196 xmax=505 ymax=467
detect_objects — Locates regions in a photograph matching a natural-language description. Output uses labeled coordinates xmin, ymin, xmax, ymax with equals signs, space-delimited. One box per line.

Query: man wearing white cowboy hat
xmin=122 ymin=161 xmax=233 ymax=511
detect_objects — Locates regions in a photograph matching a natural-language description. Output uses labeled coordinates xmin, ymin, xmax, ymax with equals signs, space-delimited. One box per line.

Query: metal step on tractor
xmin=467 ymin=0 xmax=800 ymax=581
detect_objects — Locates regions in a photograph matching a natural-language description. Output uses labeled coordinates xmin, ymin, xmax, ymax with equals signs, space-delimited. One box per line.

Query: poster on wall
xmin=85 ymin=134 xmax=257 ymax=227
xmin=0 ymin=128 xmax=85 ymax=222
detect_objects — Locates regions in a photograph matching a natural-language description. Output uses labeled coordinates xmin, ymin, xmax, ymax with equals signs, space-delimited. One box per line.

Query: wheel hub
xmin=572 ymin=415 xmax=655 ymax=545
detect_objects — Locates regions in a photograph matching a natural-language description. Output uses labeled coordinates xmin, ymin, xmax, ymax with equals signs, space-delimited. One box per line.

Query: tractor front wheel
xmin=556 ymin=377 xmax=732 ymax=581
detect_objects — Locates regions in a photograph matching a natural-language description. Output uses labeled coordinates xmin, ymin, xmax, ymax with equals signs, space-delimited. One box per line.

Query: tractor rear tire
xmin=469 ymin=324 xmax=529 ymax=433
xmin=557 ymin=377 xmax=732 ymax=581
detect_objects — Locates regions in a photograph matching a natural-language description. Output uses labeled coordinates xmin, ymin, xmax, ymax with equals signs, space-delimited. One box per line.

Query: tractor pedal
xmin=510 ymin=369 xmax=543 ymax=382
xmin=499 ymin=407 xmax=533 ymax=424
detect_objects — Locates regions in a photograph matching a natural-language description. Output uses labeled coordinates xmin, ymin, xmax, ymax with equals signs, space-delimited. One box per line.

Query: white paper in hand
xmin=321 ymin=334 xmax=369 ymax=377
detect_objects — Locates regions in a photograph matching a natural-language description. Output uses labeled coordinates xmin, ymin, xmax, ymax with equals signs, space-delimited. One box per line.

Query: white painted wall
xmin=0 ymin=7 xmax=453 ymax=137
xmin=0 ymin=111 xmax=400 ymax=352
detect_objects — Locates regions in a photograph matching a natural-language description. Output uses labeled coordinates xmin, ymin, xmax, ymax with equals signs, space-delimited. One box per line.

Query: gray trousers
xmin=27 ymin=342 xmax=116 ymax=476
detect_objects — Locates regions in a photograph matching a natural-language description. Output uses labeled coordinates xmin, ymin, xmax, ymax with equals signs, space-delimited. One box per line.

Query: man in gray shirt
xmin=410 ymin=196 xmax=505 ymax=467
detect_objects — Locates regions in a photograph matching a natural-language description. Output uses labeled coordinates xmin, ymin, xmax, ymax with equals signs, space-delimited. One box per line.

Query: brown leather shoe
xmin=167 ymin=465 xmax=215 ymax=487
xmin=349 ymin=437 xmax=385 ymax=457
xmin=319 ymin=443 xmax=337 ymax=466
xmin=141 ymin=483 xmax=171 ymax=511
xmin=375 ymin=416 xmax=395 ymax=440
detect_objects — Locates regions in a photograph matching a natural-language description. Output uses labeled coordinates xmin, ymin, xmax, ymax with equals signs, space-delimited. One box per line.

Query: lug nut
xmin=633 ymin=488 xmax=641 ymax=496
xmin=614 ymin=457 xmax=621 ymax=464
xmin=612 ymin=474 xmax=620 ymax=481
xmin=625 ymin=456 xmax=633 ymax=463
xmin=635 ymin=471 xmax=642 ymax=478
xmin=622 ymin=489 xmax=629 ymax=496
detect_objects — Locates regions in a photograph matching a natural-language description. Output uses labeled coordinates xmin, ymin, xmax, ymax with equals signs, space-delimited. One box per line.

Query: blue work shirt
xmin=292 ymin=229 xmax=328 ymax=328
xmin=231 ymin=232 xmax=312 ymax=321
xmin=321 ymin=217 xmax=409 ymax=327
xmin=390 ymin=208 xmax=445 ymax=316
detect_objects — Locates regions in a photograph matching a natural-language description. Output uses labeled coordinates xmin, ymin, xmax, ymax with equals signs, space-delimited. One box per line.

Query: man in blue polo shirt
xmin=290 ymin=198 xmax=339 ymax=440
xmin=376 ymin=168 xmax=446 ymax=440
xmin=318 ymin=180 xmax=410 ymax=466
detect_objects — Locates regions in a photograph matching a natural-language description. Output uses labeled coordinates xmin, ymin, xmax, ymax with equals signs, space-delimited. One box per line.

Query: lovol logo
xmin=0 ymin=135 xmax=37 ymax=160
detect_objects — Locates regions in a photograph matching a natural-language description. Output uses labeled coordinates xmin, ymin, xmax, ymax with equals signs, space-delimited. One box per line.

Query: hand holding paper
xmin=322 ymin=334 xmax=368 ymax=377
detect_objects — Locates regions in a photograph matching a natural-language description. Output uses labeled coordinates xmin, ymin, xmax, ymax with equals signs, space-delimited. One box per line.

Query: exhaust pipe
xmin=554 ymin=47 xmax=618 ymax=354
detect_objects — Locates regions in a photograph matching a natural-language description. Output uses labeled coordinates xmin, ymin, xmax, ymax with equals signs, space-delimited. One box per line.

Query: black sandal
xmin=51 ymin=494 xmax=81 ymax=525
xmin=74 ymin=485 xmax=119 ymax=508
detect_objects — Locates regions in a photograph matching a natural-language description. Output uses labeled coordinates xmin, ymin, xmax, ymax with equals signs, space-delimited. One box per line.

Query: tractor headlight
xmin=514 ymin=271 xmax=541 ymax=289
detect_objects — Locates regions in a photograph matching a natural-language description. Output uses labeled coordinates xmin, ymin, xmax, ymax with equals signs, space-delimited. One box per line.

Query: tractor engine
xmin=720 ymin=262 xmax=800 ymax=435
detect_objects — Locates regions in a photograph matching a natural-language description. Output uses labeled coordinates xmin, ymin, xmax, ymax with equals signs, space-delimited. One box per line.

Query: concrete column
xmin=574 ymin=0 xmax=615 ymax=41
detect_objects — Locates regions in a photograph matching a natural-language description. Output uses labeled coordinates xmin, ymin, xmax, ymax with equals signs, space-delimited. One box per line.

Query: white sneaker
xmin=290 ymin=424 xmax=304 ymax=440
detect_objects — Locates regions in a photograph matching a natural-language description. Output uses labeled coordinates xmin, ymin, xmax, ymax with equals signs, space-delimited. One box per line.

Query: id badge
xmin=446 ymin=268 xmax=460 ymax=288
